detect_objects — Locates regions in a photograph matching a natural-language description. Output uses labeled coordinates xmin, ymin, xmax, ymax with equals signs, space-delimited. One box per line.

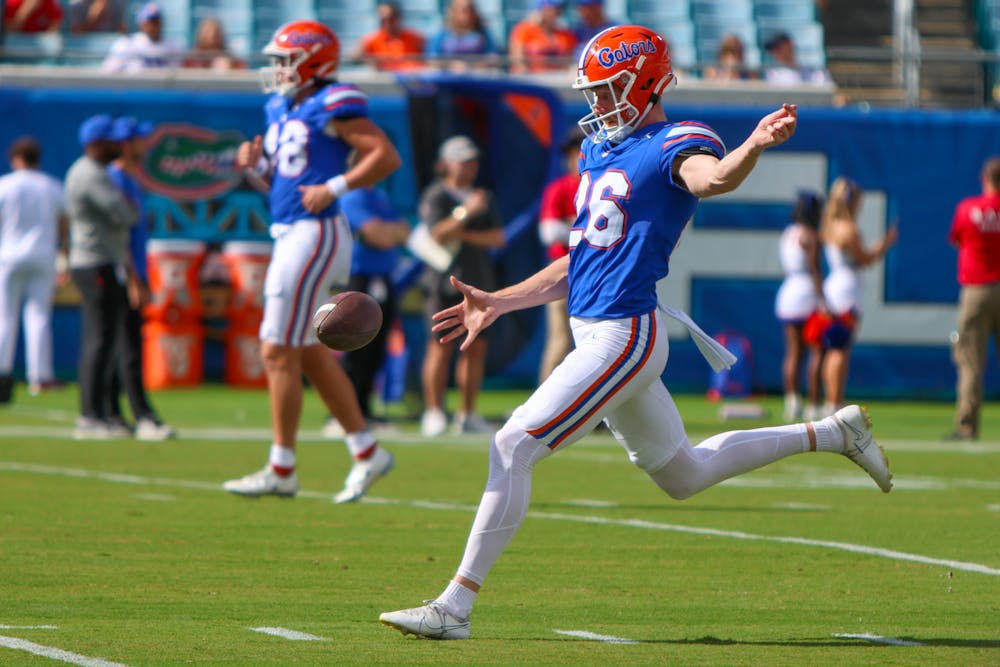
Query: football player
xmin=380 ymin=25 xmax=892 ymax=640
xmin=223 ymin=21 xmax=400 ymax=503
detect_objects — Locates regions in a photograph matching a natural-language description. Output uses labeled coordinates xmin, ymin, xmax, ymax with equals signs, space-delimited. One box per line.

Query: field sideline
xmin=1 ymin=386 xmax=998 ymax=666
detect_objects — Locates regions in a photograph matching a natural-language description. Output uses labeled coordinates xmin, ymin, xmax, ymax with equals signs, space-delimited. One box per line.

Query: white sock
xmin=268 ymin=443 xmax=295 ymax=472
xmin=812 ymin=417 xmax=845 ymax=452
xmin=344 ymin=430 xmax=376 ymax=458
xmin=436 ymin=580 xmax=477 ymax=619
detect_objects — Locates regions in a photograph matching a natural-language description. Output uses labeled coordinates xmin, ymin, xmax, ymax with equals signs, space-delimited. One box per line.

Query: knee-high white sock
xmin=651 ymin=424 xmax=809 ymax=499
xmin=453 ymin=427 xmax=550 ymax=594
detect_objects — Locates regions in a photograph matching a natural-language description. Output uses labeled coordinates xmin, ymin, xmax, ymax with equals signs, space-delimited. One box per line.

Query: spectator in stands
xmin=324 ymin=155 xmax=411 ymax=436
xmin=947 ymin=156 xmax=1000 ymax=441
xmin=763 ymin=32 xmax=831 ymax=86
xmin=427 ymin=0 xmax=498 ymax=72
xmin=419 ymin=135 xmax=505 ymax=437
xmin=3 ymin=0 xmax=63 ymax=32
xmin=0 ymin=136 xmax=67 ymax=404
xmin=775 ymin=191 xmax=825 ymax=422
xmin=507 ymin=0 xmax=576 ymax=74
xmin=537 ymin=129 xmax=583 ymax=381
xmin=819 ymin=177 xmax=897 ymax=417
xmin=571 ymin=0 xmax=614 ymax=50
xmin=704 ymin=34 xmax=758 ymax=82
xmin=101 ymin=2 xmax=183 ymax=73
xmin=184 ymin=16 xmax=246 ymax=70
xmin=69 ymin=0 xmax=126 ymax=33
xmin=354 ymin=1 xmax=426 ymax=72
xmin=105 ymin=116 xmax=175 ymax=441
xmin=65 ymin=114 xmax=138 ymax=439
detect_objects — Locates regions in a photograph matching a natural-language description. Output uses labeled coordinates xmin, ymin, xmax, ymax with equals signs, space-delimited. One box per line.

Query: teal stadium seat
xmin=690 ymin=0 xmax=753 ymax=22
xmin=252 ymin=0 xmax=318 ymax=55
xmin=62 ymin=33 xmax=122 ymax=66
xmin=0 ymin=32 xmax=63 ymax=65
xmin=752 ymin=0 xmax=815 ymax=23
xmin=695 ymin=19 xmax=761 ymax=70
xmin=316 ymin=0 xmax=378 ymax=60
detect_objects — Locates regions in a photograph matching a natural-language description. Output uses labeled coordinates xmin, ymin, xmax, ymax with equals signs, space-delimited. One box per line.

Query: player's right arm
xmin=432 ymin=255 xmax=570 ymax=350
xmin=236 ymin=135 xmax=270 ymax=192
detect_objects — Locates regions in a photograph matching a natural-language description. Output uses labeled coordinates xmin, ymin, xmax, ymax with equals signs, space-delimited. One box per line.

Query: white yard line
xmin=553 ymin=629 xmax=639 ymax=644
xmin=3 ymin=462 xmax=999 ymax=577
xmin=249 ymin=627 xmax=328 ymax=641
xmin=0 ymin=625 xmax=59 ymax=629
xmin=0 ymin=636 xmax=134 ymax=667
xmin=833 ymin=633 xmax=923 ymax=647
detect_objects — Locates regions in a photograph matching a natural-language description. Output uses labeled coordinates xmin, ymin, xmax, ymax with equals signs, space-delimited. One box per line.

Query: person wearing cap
xmin=536 ymin=128 xmax=584 ymax=382
xmin=571 ymin=0 xmax=614 ymax=49
xmin=0 ymin=136 xmax=68 ymax=404
xmin=417 ymin=135 xmax=505 ymax=437
xmin=507 ymin=0 xmax=576 ymax=74
xmin=65 ymin=114 xmax=139 ymax=439
xmin=104 ymin=117 xmax=175 ymax=441
xmin=101 ymin=1 xmax=182 ymax=73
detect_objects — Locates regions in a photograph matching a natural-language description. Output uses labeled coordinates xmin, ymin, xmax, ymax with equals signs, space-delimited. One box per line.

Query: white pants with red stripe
xmin=259 ymin=217 xmax=352 ymax=347
xmin=453 ymin=309 xmax=811 ymax=586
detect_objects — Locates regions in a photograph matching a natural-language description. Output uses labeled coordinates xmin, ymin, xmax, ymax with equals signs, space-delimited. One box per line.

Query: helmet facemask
xmin=261 ymin=45 xmax=317 ymax=97
xmin=575 ymin=69 xmax=642 ymax=144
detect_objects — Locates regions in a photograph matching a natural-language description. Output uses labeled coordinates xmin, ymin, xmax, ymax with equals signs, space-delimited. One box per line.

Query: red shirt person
xmin=947 ymin=156 xmax=1000 ymax=440
xmin=4 ymin=0 xmax=63 ymax=32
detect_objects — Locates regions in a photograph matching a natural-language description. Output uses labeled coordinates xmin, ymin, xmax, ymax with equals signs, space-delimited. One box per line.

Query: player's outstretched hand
xmin=236 ymin=135 xmax=263 ymax=170
xmin=431 ymin=276 xmax=500 ymax=350
xmin=299 ymin=184 xmax=336 ymax=214
xmin=750 ymin=103 xmax=797 ymax=150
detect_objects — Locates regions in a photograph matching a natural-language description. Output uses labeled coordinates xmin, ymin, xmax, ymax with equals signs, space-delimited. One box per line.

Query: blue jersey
xmin=108 ymin=163 xmax=148 ymax=282
xmin=263 ymin=82 xmax=368 ymax=224
xmin=566 ymin=120 xmax=725 ymax=318
xmin=340 ymin=187 xmax=402 ymax=276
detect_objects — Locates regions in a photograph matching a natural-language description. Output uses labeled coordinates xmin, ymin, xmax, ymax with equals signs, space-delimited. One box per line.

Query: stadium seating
xmin=0 ymin=0 xmax=832 ymax=79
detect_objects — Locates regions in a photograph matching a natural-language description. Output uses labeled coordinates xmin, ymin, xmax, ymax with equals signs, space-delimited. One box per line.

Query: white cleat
xmin=832 ymin=405 xmax=893 ymax=493
xmin=333 ymin=447 xmax=394 ymax=504
xmin=222 ymin=466 xmax=299 ymax=498
xmin=379 ymin=601 xmax=470 ymax=640
xmin=452 ymin=412 xmax=494 ymax=435
xmin=420 ymin=408 xmax=448 ymax=438
xmin=135 ymin=418 xmax=176 ymax=442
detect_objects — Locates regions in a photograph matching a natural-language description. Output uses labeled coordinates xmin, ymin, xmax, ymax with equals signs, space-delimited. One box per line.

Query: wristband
xmin=325 ymin=174 xmax=350 ymax=198
xmin=452 ymin=205 xmax=468 ymax=221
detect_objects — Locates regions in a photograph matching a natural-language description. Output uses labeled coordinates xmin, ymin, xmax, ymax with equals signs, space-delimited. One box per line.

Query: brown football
xmin=313 ymin=291 xmax=383 ymax=351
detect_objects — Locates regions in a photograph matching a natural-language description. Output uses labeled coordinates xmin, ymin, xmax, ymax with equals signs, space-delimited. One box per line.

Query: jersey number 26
xmin=575 ymin=169 xmax=631 ymax=249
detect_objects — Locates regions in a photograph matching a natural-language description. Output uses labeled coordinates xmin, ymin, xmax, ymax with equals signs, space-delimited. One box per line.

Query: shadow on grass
xmin=546 ymin=634 xmax=1000 ymax=648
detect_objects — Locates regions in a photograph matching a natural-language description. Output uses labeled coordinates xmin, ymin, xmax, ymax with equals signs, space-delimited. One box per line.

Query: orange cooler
xmin=145 ymin=239 xmax=207 ymax=322
xmin=142 ymin=320 xmax=205 ymax=389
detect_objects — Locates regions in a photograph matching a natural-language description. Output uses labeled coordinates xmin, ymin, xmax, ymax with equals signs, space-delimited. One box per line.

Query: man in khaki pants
xmin=948 ymin=157 xmax=1000 ymax=440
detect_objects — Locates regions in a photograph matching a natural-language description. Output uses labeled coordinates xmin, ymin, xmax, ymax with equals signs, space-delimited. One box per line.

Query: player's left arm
xmin=299 ymin=117 xmax=402 ymax=214
xmin=677 ymin=103 xmax=797 ymax=199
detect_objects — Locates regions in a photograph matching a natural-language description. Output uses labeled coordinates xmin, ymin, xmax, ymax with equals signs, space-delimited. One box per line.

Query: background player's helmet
xmin=573 ymin=25 xmax=676 ymax=143
xmin=261 ymin=21 xmax=340 ymax=97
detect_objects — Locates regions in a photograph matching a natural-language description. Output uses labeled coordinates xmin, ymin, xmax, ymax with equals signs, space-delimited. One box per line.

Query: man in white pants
xmin=0 ymin=137 xmax=67 ymax=403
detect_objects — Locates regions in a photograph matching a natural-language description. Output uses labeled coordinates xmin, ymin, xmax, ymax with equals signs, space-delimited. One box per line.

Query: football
xmin=313 ymin=291 xmax=383 ymax=351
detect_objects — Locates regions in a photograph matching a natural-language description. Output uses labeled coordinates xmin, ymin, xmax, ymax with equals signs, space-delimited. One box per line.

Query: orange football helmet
xmin=573 ymin=25 xmax=676 ymax=143
xmin=261 ymin=20 xmax=340 ymax=97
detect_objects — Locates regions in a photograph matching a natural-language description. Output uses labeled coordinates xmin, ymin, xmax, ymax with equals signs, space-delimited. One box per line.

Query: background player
xmin=380 ymin=24 xmax=892 ymax=639
xmin=223 ymin=20 xmax=400 ymax=504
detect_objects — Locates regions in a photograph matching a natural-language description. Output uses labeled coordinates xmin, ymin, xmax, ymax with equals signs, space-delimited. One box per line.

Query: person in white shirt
xmin=101 ymin=2 xmax=182 ymax=73
xmin=0 ymin=136 xmax=67 ymax=403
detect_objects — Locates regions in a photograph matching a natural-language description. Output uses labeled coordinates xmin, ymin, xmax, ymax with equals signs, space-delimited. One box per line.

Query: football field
xmin=1 ymin=386 xmax=998 ymax=666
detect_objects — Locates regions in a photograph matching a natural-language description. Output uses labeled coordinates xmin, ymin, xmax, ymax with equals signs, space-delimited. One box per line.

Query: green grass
xmin=1 ymin=386 xmax=998 ymax=666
